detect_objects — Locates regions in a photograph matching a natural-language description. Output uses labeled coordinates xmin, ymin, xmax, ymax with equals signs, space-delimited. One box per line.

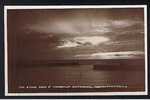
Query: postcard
xmin=4 ymin=5 xmax=148 ymax=96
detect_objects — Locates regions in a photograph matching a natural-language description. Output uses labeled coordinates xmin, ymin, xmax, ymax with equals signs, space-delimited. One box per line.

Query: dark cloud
xmin=7 ymin=8 xmax=145 ymax=61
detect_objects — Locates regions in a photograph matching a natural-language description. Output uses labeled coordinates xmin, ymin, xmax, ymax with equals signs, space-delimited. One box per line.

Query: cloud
xmin=74 ymin=51 xmax=144 ymax=59
xmin=57 ymin=36 xmax=110 ymax=48
xmin=8 ymin=9 xmax=144 ymax=60
xmin=28 ymin=18 xmax=143 ymax=37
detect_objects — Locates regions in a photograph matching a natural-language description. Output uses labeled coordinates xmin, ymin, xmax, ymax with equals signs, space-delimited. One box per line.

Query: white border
xmin=4 ymin=5 xmax=148 ymax=96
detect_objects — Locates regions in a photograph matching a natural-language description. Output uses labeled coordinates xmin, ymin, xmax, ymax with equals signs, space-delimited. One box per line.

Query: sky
xmin=7 ymin=8 xmax=145 ymax=60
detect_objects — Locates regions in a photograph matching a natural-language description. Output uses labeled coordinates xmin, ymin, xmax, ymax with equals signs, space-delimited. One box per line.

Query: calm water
xmin=11 ymin=64 xmax=145 ymax=92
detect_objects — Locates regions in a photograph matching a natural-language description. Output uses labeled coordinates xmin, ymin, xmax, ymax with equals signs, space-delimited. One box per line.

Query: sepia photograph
xmin=4 ymin=5 xmax=147 ymax=96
